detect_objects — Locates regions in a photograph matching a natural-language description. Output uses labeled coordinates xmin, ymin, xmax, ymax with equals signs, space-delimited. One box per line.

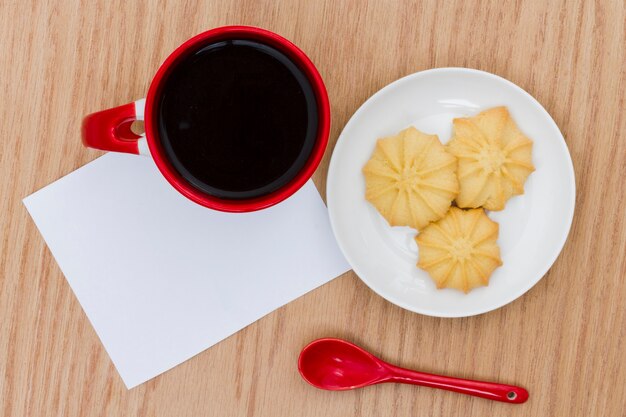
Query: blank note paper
xmin=23 ymin=153 xmax=350 ymax=388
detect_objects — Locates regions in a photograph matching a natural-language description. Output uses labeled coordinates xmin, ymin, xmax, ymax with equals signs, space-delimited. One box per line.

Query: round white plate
xmin=327 ymin=68 xmax=575 ymax=317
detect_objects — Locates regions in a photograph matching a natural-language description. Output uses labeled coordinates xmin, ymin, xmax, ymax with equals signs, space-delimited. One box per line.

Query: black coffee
xmin=157 ymin=39 xmax=318 ymax=199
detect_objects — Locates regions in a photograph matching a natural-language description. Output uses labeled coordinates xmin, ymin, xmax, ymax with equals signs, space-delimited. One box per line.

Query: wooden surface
xmin=1 ymin=0 xmax=625 ymax=415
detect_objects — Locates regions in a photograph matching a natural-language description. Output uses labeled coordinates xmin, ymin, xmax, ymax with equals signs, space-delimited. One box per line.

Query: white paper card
xmin=23 ymin=153 xmax=350 ymax=388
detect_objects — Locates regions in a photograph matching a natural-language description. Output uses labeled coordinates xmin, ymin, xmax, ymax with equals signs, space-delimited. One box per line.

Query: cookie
xmin=447 ymin=107 xmax=534 ymax=211
xmin=363 ymin=127 xmax=458 ymax=230
xmin=416 ymin=207 xmax=502 ymax=293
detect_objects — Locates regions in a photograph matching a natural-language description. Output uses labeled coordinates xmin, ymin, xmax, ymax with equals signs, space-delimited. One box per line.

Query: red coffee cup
xmin=82 ymin=26 xmax=330 ymax=212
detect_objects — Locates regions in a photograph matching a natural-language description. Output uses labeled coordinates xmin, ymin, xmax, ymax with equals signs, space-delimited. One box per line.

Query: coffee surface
xmin=157 ymin=39 xmax=318 ymax=199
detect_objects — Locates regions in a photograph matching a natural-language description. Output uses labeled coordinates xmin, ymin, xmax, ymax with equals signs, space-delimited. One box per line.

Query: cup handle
xmin=82 ymin=98 xmax=148 ymax=155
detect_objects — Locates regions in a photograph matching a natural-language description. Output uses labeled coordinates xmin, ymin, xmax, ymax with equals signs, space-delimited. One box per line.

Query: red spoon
xmin=298 ymin=338 xmax=528 ymax=404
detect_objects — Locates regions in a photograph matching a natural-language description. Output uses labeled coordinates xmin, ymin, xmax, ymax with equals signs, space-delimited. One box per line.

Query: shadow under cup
xmin=155 ymin=38 xmax=320 ymax=201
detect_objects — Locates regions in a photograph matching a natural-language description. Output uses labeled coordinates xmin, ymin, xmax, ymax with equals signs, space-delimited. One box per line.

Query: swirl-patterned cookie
xmin=416 ymin=207 xmax=502 ymax=293
xmin=363 ymin=127 xmax=458 ymax=230
xmin=447 ymin=107 xmax=534 ymax=211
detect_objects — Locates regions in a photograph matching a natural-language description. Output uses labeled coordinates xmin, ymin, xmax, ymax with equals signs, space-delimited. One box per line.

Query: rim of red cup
xmin=144 ymin=26 xmax=330 ymax=212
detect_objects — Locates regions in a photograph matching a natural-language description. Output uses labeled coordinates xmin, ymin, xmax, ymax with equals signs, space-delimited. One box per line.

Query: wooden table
xmin=1 ymin=0 xmax=625 ymax=415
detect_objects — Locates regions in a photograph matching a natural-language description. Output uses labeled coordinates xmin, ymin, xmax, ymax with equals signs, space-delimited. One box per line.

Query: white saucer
xmin=327 ymin=68 xmax=575 ymax=317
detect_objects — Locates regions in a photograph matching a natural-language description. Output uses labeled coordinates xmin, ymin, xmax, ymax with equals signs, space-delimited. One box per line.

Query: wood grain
xmin=1 ymin=0 xmax=625 ymax=415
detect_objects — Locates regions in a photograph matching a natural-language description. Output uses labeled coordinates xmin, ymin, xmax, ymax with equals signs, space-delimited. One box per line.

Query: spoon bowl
xmin=298 ymin=338 xmax=391 ymax=390
xmin=298 ymin=338 xmax=529 ymax=404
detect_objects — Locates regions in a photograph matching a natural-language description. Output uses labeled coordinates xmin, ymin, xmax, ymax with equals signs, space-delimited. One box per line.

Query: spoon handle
xmin=386 ymin=364 xmax=528 ymax=403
